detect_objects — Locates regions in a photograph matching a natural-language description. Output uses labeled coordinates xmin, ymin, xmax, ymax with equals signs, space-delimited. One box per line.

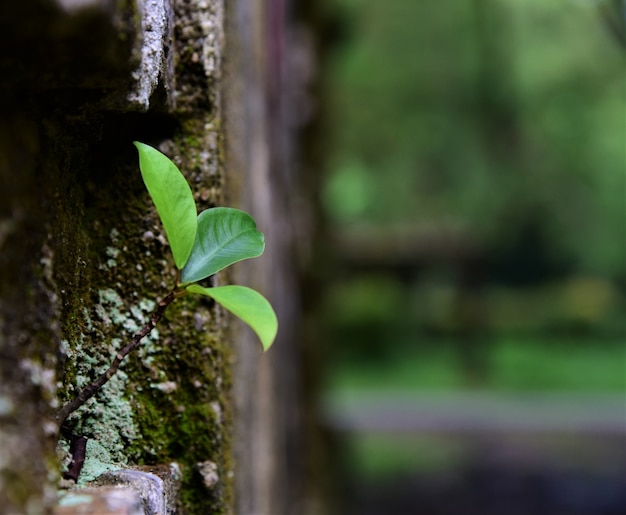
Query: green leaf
xmin=134 ymin=141 xmax=197 ymax=269
xmin=180 ymin=207 xmax=265 ymax=284
xmin=187 ymin=284 xmax=278 ymax=351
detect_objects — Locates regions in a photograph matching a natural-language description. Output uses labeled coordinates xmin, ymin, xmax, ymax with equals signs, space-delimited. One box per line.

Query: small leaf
xmin=187 ymin=284 xmax=278 ymax=351
xmin=180 ymin=208 xmax=265 ymax=284
xmin=134 ymin=142 xmax=197 ymax=269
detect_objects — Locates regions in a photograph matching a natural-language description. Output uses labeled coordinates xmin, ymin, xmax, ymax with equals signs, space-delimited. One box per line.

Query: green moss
xmin=52 ymin=19 xmax=234 ymax=507
xmin=124 ymin=290 xmax=233 ymax=512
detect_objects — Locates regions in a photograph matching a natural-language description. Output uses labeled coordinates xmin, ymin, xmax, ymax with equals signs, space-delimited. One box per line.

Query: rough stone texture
xmin=96 ymin=470 xmax=166 ymax=515
xmin=54 ymin=465 xmax=182 ymax=514
xmin=0 ymin=0 xmax=310 ymax=513
xmin=96 ymin=467 xmax=181 ymax=514
xmin=0 ymin=0 xmax=231 ymax=513
xmin=0 ymin=3 xmax=142 ymax=512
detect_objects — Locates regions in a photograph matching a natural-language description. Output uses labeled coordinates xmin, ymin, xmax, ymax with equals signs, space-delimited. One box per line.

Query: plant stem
xmin=56 ymin=289 xmax=181 ymax=425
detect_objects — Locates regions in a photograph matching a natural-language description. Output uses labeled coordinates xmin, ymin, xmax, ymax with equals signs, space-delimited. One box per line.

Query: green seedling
xmin=57 ymin=142 xmax=277 ymax=425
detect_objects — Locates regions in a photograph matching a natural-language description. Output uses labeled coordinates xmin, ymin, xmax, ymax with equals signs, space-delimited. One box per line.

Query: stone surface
xmin=0 ymin=0 xmax=230 ymax=512
xmin=54 ymin=465 xmax=181 ymax=514
xmin=55 ymin=487 xmax=144 ymax=515
xmin=97 ymin=471 xmax=164 ymax=515
xmin=1 ymin=0 xmax=309 ymax=512
xmin=95 ymin=466 xmax=182 ymax=515
xmin=127 ymin=0 xmax=174 ymax=110
xmin=0 ymin=2 xmax=142 ymax=511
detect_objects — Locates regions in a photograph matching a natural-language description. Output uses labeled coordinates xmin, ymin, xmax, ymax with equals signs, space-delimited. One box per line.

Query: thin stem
xmin=56 ymin=288 xmax=183 ymax=425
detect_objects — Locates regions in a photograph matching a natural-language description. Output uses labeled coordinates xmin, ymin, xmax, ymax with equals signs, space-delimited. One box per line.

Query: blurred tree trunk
xmin=472 ymin=0 xmax=522 ymax=164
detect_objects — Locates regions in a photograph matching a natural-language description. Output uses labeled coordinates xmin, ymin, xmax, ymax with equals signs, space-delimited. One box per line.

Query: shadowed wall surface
xmin=0 ymin=1 xmax=306 ymax=513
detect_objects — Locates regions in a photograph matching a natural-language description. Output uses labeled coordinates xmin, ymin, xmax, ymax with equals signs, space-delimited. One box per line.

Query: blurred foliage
xmin=315 ymin=5 xmax=625 ymax=506
xmin=323 ymin=274 xmax=624 ymax=365
xmin=322 ymin=0 xmax=625 ymax=279
xmin=343 ymin=434 xmax=468 ymax=479
xmin=317 ymin=0 xmax=625 ymax=392
xmin=324 ymin=337 xmax=626 ymax=392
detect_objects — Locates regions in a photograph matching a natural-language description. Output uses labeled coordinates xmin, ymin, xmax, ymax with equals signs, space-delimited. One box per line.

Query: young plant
xmin=57 ymin=142 xmax=277 ymax=425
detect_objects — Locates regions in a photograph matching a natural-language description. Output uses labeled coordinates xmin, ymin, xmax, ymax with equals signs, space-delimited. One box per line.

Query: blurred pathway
xmin=323 ymin=392 xmax=626 ymax=435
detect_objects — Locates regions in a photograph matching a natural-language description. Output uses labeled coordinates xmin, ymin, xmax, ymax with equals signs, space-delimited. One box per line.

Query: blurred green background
xmin=320 ymin=0 xmax=624 ymax=390
xmin=313 ymin=0 xmax=625 ymax=512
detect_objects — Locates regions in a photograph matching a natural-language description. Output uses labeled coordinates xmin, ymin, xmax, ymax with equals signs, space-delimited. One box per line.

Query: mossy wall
xmin=0 ymin=1 xmax=264 ymax=513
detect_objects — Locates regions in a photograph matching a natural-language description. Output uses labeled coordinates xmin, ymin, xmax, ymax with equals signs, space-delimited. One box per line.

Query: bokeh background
xmin=306 ymin=1 xmax=626 ymax=513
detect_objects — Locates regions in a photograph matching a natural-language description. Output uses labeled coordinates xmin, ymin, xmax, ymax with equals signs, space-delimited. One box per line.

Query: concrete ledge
xmin=55 ymin=465 xmax=181 ymax=515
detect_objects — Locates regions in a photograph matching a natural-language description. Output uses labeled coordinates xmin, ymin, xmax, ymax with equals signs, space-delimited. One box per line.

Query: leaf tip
xmin=261 ymin=327 xmax=278 ymax=352
xmin=259 ymin=309 xmax=278 ymax=352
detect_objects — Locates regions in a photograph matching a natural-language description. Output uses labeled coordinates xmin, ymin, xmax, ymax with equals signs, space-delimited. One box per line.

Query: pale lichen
xmin=76 ymin=440 xmax=122 ymax=485
xmin=63 ymin=286 xmax=169 ymax=469
xmin=0 ymin=396 xmax=14 ymax=416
